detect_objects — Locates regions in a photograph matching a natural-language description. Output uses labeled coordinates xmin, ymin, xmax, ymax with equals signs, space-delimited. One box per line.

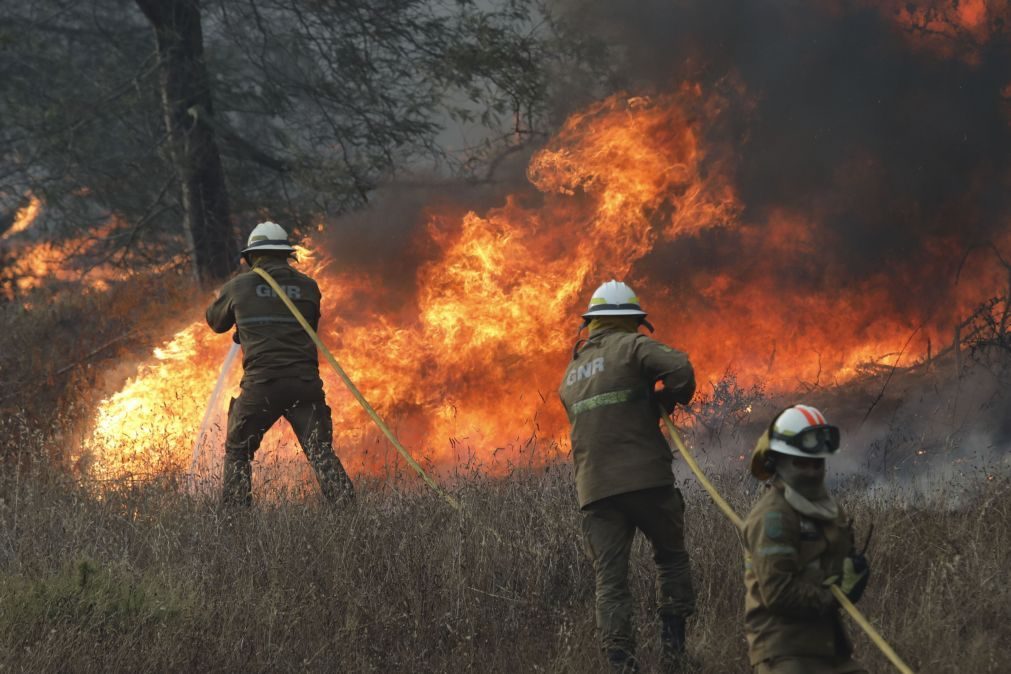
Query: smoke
xmin=311 ymin=1 xmax=1011 ymax=341
xmin=308 ymin=2 xmax=1011 ymax=318
xmin=686 ymin=346 xmax=1011 ymax=489
xmin=309 ymin=152 xmax=536 ymax=304
xmin=556 ymin=0 xmax=1011 ymax=290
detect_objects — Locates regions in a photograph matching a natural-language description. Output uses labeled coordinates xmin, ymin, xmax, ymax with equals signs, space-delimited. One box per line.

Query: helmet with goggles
xmin=750 ymin=404 xmax=840 ymax=479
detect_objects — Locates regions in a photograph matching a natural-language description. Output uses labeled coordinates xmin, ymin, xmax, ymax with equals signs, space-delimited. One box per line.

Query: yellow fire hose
xmin=659 ymin=412 xmax=915 ymax=674
xmin=252 ymin=267 xmax=462 ymax=512
xmin=254 ymin=265 xmax=911 ymax=672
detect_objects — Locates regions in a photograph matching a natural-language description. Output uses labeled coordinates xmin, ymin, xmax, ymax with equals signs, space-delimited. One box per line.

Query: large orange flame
xmin=80 ymin=90 xmax=1009 ymax=485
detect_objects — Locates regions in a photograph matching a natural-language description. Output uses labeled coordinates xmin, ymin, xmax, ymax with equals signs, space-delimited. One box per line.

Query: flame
xmin=88 ymin=324 xmax=206 ymax=478
xmin=874 ymin=0 xmax=1010 ymax=63
xmin=2 ymin=212 xmax=145 ymax=301
xmin=3 ymin=195 xmax=43 ymax=240
xmin=81 ymin=89 xmax=1009 ymax=484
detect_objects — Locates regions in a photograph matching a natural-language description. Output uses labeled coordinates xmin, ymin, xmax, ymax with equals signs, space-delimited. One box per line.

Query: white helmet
xmin=750 ymin=404 xmax=840 ymax=479
xmin=768 ymin=404 xmax=840 ymax=459
xmin=582 ymin=280 xmax=647 ymax=318
xmin=241 ymin=221 xmax=295 ymax=255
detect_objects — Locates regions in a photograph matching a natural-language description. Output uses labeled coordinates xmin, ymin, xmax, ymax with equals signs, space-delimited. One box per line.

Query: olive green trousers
xmin=580 ymin=485 xmax=695 ymax=652
xmin=223 ymin=376 xmax=353 ymax=506
xmin=755 ymin=655 xmax=867 ymax=674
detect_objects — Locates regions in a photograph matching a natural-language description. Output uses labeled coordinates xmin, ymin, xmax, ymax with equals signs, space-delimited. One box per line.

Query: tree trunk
xmin=135 ymin=0 xmax=237 ymax=285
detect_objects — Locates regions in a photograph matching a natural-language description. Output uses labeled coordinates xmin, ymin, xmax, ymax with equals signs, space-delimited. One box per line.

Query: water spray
xmin=187 ymin=340 xmax=240 ymax=491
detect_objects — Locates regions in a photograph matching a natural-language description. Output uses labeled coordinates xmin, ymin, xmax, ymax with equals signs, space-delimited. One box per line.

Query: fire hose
xmin=659 ymin=411 xmax=915 ymax=674
xmin=253 ymin=265 xmax=911 ymax=671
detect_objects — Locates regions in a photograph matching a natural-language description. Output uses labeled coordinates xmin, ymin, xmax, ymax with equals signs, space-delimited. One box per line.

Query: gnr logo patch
xmin=256 ymin=284 xmax=302 ymax=300
xmin=566 ymin=357 xmax=604 ymax=386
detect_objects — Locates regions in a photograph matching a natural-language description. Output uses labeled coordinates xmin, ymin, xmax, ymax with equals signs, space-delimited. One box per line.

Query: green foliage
xmin=0 ymin=559 xmax=194 ymax=643
xmin=0 ymin=0 xmax=605 ymax=264
xmin=0 ymin=1 xmax=174 ymax=243
xmin=204 ymin=0 xmax=572 ymax=223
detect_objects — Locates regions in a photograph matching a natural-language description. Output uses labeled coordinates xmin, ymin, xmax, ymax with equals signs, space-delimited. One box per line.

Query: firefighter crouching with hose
xmin=559 ymin=281 xmax=697 ymax=673
xmin=205 ymin=221 xmax=354 ymax=507
xmin=745 ymin=405 xmax=870 ymax=674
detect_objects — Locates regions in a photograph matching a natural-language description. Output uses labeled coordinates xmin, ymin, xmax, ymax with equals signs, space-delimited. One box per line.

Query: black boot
xmin=606 ymin=648 xmax=639 ymax=673
xmin=660 ymin=615 xmax=689 ymax=672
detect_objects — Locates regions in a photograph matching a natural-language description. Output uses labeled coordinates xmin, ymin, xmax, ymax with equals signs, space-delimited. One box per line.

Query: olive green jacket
xmin=205 ymin=257 xmax=322 ymax=383
xmin=558 ymin=329 xmax=695 ymax=508
xmin=743 ymin=482 xmax=853 ymax=665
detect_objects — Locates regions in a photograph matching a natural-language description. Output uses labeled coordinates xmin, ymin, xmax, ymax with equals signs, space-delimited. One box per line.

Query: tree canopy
xmin=0 ymin=0 xmax=600 ymax=282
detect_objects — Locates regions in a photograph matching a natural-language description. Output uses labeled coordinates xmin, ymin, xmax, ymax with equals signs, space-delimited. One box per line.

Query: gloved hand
xmin=232 ymin=331 xmax=241 ymax=344
xmin=655 ymin=388 xmax=679 ymax=415
xmin=839 ymin=553 xmax=870 ymax=603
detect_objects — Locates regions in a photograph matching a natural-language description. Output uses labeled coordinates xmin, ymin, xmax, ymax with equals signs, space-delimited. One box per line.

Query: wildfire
xmin=1 ymin=203 xmax=139 ymax=301
xmin=81 ymin=89 xmax=1009 ymax=485
xmin=88 ymin=324 xmax=208 ymax=479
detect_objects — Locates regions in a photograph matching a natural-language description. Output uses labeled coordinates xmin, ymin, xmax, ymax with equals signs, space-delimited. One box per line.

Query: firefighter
xmin=206 ymin=221 xmax=354 ymax=507
xmin=558 ymin=280 xmax=697 ymax=673
xmin=744 ymin=405 xmax=870 ymax=674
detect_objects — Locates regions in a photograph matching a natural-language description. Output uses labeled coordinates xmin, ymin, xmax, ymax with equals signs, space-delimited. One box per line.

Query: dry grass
xmin=0 ymin=435 xmax=1007 ymax=673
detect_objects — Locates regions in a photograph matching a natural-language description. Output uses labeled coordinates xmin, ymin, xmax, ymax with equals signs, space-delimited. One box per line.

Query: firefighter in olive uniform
xmin=559 ymin=281 xmax=697 ymax=673
xmin=744 ymin=405 xmax=870 ymax=674
xmin=206 ymin=221 xmax=354 ymax=507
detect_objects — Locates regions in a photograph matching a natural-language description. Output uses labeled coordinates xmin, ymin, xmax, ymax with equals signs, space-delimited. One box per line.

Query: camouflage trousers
xmin=223 ymin=376 xmax=354 ymax=507
xmin=581 ymin=485 xmax=695 ymax=652
xmin=755 ymin=656 xmax=867 ymax=674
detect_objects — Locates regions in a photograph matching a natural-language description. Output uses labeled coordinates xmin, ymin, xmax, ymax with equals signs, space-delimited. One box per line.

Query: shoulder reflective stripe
xmin=758 ymin=544 xmax=798 ymax=557
xmin=236 ymin=316 xmax=301 ymax=326
xmin=570 ymin=387 xmax=645 ymax=416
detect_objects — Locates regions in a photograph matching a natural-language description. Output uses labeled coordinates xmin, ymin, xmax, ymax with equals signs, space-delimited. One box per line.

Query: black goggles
xmin=771 ymin=425 xmax=840 ymax=454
